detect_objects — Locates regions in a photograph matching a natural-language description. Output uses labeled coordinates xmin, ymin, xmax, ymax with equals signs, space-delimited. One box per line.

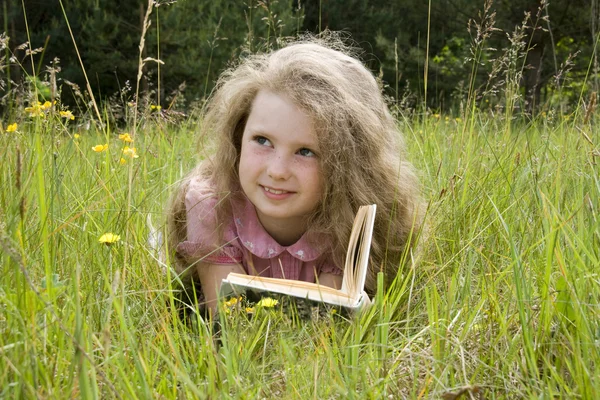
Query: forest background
xmin=2 ymin=0 xmax=599 ymax=115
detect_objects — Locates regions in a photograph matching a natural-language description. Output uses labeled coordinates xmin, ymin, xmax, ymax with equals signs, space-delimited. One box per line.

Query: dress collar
xmin=230 ymin=193 xmax=330 ymax=262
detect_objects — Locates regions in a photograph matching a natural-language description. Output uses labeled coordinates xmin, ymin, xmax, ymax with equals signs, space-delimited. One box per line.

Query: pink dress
xmin=176 ymin=176 xmax=343 ymax=282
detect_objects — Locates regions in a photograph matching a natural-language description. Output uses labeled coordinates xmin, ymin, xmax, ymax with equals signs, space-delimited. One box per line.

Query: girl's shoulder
xmin=183 ymin=175 xmax=224 ymax=227
xmin=185 ymin=174 xmax=218 ymax=202
xmin=177 ymin=174 xmax=241 ymax=263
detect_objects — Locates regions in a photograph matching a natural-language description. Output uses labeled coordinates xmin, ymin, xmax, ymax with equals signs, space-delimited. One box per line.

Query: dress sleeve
xmin=175 ymin=177 xmax=242 ymax=265
xmin=318 ymin=253 xmax=344 ymax=276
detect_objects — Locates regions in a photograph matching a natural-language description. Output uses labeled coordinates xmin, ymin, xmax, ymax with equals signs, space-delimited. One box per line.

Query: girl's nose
xmin=267 ymin=153 xmax=292 ymax=180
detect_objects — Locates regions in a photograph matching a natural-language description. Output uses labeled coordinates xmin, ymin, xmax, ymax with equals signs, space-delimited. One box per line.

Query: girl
xmin=167 ymin=36 xmax=423 ymax=313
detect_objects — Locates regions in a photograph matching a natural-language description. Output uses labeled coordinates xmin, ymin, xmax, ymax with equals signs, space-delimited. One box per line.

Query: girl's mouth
xmin=262 ymin=186 xmax=289 ymax=195
xmin=261 ymin=185 xmax=295 ymax=199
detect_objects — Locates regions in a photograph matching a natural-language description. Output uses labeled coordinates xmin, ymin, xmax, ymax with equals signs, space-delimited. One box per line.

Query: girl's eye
xmin=297 ymin=148 xmax=316 ymax=157
xmin=254 ymin=136 xmax=271 ymax=146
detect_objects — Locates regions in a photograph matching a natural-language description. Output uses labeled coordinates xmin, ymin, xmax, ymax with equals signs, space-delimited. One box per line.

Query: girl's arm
xmin=317 ymin=272 xmax=343 ymax=291
xmin=197 ymin=263 xmax=246 ymax=313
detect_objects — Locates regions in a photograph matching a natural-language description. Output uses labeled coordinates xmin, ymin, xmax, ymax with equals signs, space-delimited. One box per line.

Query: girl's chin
xmin=255 ymin=207 xmax=304 ymax=225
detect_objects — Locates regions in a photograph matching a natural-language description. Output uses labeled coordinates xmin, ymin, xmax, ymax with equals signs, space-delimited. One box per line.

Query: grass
xmin=0 ymin=105 xmax=598 ymax=398
xmin=1 ymin=1 xmax=599 ymax=396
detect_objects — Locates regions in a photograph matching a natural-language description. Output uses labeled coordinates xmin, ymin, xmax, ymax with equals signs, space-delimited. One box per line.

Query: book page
xmin=224 ymin=273 xmax=358 ymax=307
xmin=226 ymin=273 xmax=349 ymax=297
xmin=341 ymin=205 xmax=376 ymax=299
xmin=353 ymin=205 xmax=376 ymax=298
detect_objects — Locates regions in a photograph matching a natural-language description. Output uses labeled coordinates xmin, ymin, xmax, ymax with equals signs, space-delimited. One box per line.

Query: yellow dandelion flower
xmin=25 ymin=103 xmax=45 ymax=117
xmin=455 ymin=117 xmax=462 ymax=123
xmin=433 ymin=113 xmax=441 ymax=119
xmin=245 ymin=307 xmax=255 ymax=313
xmin=127 ymin=101 xmax=135 ymax=107
xmin=122 ymin=146 xmax=139 ymax=158
xmin=224 ymin=297 xmax=240 ymax=307
xmin=7 ymin=123 xmax=18 ymax=132
xmin=73 ymin=134 xmax=80 ymax=139
xmin=40 ymin=101 xmax=53 ymax=110
xmin=118 ymin=133 xmax=133 ymax=143
xmin=92 ymin=144 xmax=109 ymax=152
xmin=98 ymin=233 xmax=120 ymax=245
xmin=119 ymin=158 xmax=127 ymax=165
xmin=150 ymin=104 xmax=162 ymax=111
xmin=60 ymin=110 xmax=75 ymax=120
xmin=256 ymin=297 xmax=279 ymax=308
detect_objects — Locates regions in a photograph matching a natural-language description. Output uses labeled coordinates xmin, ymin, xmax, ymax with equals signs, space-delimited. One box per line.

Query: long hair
xmin=168 ymin=34 xmax=424 ymax=295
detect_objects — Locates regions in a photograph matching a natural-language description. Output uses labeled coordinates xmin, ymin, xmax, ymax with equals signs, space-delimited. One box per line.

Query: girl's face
xmin=238 ymin=90 xmax=323 ymax=244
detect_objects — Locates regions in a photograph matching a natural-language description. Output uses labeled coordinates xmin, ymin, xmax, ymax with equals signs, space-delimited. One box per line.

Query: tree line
xmin=2 ymin=0 xmax=599 ymax=115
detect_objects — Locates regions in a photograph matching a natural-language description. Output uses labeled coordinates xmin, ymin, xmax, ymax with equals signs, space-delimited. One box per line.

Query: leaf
xmin=555 ymin=275 xmax=576 ymax=326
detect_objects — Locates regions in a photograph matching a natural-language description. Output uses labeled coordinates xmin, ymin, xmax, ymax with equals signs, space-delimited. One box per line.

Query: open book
xmin=219 ymin=204 xmax=377 ymax=312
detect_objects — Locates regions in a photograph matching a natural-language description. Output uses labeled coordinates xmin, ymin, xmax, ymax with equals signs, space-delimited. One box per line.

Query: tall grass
xmin=1 ymin=1 xmax=599 ymax=398
xmin=1 ymin=105 xmax=598 ymax=398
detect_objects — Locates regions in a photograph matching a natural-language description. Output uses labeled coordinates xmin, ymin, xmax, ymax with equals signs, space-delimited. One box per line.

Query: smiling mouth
xmin=262 ymin=185 xmax=292 ymax=195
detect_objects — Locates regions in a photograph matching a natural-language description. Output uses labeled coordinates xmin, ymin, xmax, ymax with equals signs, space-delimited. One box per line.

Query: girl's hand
xmin=197 ymin=263 xmax=246 ymax=315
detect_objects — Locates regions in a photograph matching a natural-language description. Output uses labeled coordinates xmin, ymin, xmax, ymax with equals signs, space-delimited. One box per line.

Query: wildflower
xmin=92 ymin=144 xmax=109 ymax=152
xmin=150 ymin=104 xmax=162 ymax=111
xmin=119 ymin=158 xmax=127 ymax=165
xmin=40 ymin=101 xmax=54 ymax=110
xmin=122 ymin=146 xmax=139 ymax=158
xmin=7 ymin=123 xmax=17 ymax=132
xmin=224 ymin=297 xmax=241 ymax=307
xmin=73 ymin=134 xmax=80 ymax=139
xmin=455 ymin=117 xmax=462 ymax=123
xmin=60 ymin=110 xmax=75 ymax=120
xmin=256 ymin=297 xmax=279 ymax=308
xmin=127 ymin=101 xmax=135 ymax=107
xmin=245 ymin=307 xmax=255 ymax=314
xmin=25 ymin=102 xmax=45 ymax=117
xmin=433 ymin=113 xmax=441 ymax=119
xmin=445 ymin=116 xmax=449 ymax=122
xmin=118 ymin=133 xmax=133 ymax=143
xmin=98 ymin=233 xmax=120 ymax=246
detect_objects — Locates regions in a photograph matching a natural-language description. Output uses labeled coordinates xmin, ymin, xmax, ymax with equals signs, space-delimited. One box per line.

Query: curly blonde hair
xmin=168 ymin=34 xmax=424 ymax=295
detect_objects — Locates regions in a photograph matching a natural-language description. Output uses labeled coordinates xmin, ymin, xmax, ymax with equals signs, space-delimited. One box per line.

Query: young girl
xmin=167 ymin=36 xmax=423 ymax=313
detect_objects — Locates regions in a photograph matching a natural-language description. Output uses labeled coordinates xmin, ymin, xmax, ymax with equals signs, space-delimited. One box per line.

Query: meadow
xmin=1 ymin=1 xmax=600 ymax=396
xmin=1 ymin=101 xmax=598 ymax=398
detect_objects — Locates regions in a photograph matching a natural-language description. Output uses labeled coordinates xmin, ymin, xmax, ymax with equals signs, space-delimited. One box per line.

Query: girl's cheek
xmin=250 ymin=143 xmax=272 ymax=156
xmin=295 ymin=156 xmax=320 ymax=170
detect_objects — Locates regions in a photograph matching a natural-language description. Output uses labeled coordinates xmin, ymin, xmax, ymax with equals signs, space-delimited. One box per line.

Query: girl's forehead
xmin=249 ymin=90 xmax=313 ymax=124
xmin=245 ymin=90 xmax=318 ymax=142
